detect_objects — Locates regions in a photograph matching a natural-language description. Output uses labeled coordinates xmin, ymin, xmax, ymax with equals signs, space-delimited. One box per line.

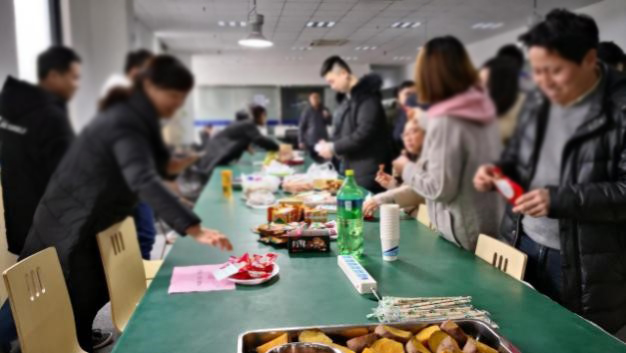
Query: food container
xmin=268 ymin=343 xmax=341 ymax=353
xmin=238 ymin=320 xmax=519 ymax=353
xmin=285 ymin=234 xmax=330 ymax=253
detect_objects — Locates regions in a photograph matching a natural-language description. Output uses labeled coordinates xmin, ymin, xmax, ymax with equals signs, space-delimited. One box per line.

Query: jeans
xmin=0 ymin=300 xmax=16 ymax=351
xmin=518 ymin=233 xmax=563 ymax=303
xmin=134 ymin=202 xmax=157 ymax=260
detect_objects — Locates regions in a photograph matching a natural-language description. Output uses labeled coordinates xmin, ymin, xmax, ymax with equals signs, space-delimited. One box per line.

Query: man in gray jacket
xmin=298 ymin=92 xmax=330 ymax=163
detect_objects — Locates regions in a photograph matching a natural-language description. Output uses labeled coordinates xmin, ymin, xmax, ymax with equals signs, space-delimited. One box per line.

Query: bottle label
xmin=338 ymin=200 xmax=363 ymax=211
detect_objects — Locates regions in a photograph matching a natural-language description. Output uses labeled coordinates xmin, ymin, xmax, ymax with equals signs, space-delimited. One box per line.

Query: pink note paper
xmin=168 ymin=264 xmax=235 ymax=294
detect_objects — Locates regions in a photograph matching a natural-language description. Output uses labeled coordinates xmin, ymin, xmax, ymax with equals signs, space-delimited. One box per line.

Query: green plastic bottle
xmin=336 ymin=169 xmax=366 ymax=257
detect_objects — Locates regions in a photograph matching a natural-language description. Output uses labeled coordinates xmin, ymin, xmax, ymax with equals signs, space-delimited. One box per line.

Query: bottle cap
xmin=345 ymin=169 xmax=354 ymax=176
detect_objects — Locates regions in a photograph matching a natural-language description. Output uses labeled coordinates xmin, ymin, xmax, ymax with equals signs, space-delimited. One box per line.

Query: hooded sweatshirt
xmin=0 ymin=76 xmax=75 ymax=254
xmin=402 ymin=87 xmax=503 ymax=251
xmin=333 ymin=74 xmax=393 ymax=192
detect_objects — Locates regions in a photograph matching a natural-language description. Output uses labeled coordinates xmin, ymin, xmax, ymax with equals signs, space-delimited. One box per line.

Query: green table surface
xmin=112 ymin=166 xmax=626 ymax=353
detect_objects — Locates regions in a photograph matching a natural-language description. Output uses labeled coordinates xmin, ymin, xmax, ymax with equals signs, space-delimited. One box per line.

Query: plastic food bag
xmin=306 ymin=162 xmax=338 ymax=180
xmin=241 ymin=173 xmax=281 ymax=196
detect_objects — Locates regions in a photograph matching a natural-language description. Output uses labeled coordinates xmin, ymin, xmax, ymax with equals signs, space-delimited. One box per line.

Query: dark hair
xmin=519 ymin=9 xmax=599 ymax=64
xmin=37 ymin=46 xmax=81 ymax=81
xmin=99 ymin=55 xmax=194 ymax=111
xmin=496 ymin=44 xmax=524 ymax=70
xmin=394 ymin=81 xmax=415 ymax=98
xmin=235 ymin=110 xmax=250 ymax=121
xmin=415 ymin=36 xmax=477 ymax=105
xmin=249 ymin=105 xmax=267 ymax=125
xmin=124 ymin=49 xmax=153 ymax=74
xmin=320 ymin=56 xmax=351 ymax=76
xmin=482 ymin=57 xmax=520 ymax=116
xmin=598 ymin=41 xmax=625 ymax=69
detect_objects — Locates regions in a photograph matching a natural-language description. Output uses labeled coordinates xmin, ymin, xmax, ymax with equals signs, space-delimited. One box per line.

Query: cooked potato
xmin=475 ymin=341 xmax=498 ymax=353
xmin=298 ymin=330 xmax=333 ymax=345
xmin=416 ymin=326 xmax=441 ymax=345
xmin=363 ymin=348 xmax=375 ymax=353
xmin=428 ymin=331 xmax=453 ymax=352
xmin=435 ymin=336 xmax=460 ymax=353
xmin=440 ymin=321 xmax=467 ymax=347
xmin=371 ymin=338 xmax=405 ymax=353
xmin=347 ymin=333 xmax=379 ymax=352
xmin=339 ymin=328 xmax=371 ymax=339
xmin=405 ymin=335 xmax=433 ymax=353
xmin=256 ymin=333 xmax=288 ymax=353
xmin=374 ymin=325 xmax=412 ymax=343
xmin=462 ymin=338 xmax=478 ymax=353
xmin=329 ymin=343 xmax=357 ymax=353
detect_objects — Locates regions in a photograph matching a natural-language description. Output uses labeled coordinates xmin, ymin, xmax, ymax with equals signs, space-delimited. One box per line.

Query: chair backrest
xmin=96 ymin=217 xmax=147 ymax=332
xmin=416 ymin=205 xmax=433 ymax=230
xmin=3 ymin=247 xmax=86 ymax=353
xmin=0 ymin=181 xmax=18 ymax=302
xmin=475 ymin=234 xmax=528 ymax=281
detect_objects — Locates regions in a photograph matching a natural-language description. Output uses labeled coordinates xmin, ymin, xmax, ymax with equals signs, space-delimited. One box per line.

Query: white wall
xmin=466 ymin=0 xmax=626 ymax=67
xmin=0 ymin=0 xmax=18 ymax=81
xmin=133 ymin=18 xmax=157 ymax=52
xmin=64 ymin=0 xmax=131 ymax=130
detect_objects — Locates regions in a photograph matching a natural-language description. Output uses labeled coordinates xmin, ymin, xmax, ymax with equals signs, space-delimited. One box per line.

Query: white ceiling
xmin=134 ymin=0 xmax=603 ymax=65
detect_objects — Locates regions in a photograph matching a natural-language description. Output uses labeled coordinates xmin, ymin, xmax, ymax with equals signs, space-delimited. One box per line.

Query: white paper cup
xmin=381 ymin=236 xmax=400 ymax=261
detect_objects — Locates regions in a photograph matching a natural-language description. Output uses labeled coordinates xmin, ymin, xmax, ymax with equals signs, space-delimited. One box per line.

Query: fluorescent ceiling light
xmin=307 ymin=21 xmax=336 ymax=28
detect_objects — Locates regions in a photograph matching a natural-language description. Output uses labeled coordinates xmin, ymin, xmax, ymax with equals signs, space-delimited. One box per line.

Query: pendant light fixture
xmin=239 ymin=0 xmax=273 ymax=48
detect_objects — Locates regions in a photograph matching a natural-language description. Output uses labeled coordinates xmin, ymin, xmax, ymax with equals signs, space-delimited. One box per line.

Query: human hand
xmin=315 ymin=140 xmax=333 ymax=160
xmin=473 ymin=164 xmax=497 ymax=192
xmin=375 ymin=171 xmax=396 ymax=190
xmin=392 ymin=155 xmax=411 ymax=176
xmin=186 ymin=225 xmax=233 ymax=251
xmin=513 ymin=189 xmax=550 ymax=217
xmin=363 ymin=198 xmax=380 ymax=217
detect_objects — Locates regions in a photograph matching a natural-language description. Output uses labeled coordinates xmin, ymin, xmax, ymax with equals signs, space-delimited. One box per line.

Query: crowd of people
xmin=0 ymin=7 xmax=625 ymax=353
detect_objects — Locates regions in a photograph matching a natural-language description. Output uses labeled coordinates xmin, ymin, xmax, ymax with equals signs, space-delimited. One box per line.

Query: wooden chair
xmin=416 ymin=205 xmax=433 ymax=230
xmin=143 ymin=259 xmax=163 ymax=280
xmin=3 ymin=248 xmax=86 ymax=353
xmin=475 ymin=234 xmax=528 ymax=281
xmin=96 ymin=217 xmax=147 ymax=332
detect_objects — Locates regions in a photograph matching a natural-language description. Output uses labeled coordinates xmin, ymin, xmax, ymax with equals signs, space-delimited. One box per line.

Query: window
xmin=13 ymin=0 xmax=52 ymax=82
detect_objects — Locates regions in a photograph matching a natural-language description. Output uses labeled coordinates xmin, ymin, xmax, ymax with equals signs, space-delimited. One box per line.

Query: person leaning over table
xmin=0 ymin=55 xmax=233 ymax=353
xmin=197 ymin=104 xmax=279 ymax=183
xmin=392 ymin=36 xmax=503 ymax=252
xmin=473 ymin=9 xmax=626 ymax=336
xmin=363 ymin=118 xmax=425 ymax=218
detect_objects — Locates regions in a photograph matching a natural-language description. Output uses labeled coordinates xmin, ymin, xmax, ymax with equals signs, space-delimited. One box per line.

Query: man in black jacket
xmin=316 ymin=56 xmax=392 ymax=192
xmin=0 ymin=46 xmax=81 ymax=255
xmin=298 ymin=92 xmax=330 ymax=163
xmin=474 ymin=9 xmax=626 ymax=336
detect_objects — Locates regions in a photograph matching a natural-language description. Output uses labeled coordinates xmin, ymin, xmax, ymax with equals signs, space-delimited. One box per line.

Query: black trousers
xmin=518 ymin=232 xmax=563 ymax=303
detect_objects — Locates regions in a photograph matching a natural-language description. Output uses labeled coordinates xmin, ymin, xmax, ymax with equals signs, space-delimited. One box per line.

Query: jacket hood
xmin=351 ymin=74 xmax=383 ymax=99
xmin=0 ymin=76 xmax=63 ymax=122
xmin=427 ymin=86 xmax=496 ymax=124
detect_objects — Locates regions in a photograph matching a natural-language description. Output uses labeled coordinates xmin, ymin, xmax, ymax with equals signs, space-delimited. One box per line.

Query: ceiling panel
xmin=136 ymin=0 xmax=604 ymax=65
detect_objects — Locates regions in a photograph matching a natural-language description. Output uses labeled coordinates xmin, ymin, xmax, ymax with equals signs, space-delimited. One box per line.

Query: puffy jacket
xmin=333 ymin=74 xmax=393 ymax=192
xmin=496 ymin=64 xmax=626 ymax=333
xmin=0 ymin=76 xmax=75 ymax=254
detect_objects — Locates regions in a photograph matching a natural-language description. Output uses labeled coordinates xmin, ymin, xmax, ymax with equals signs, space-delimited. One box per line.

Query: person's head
xmin=309 ymin=92 xmax=321 ymax=108
xmin=480 ymin=57 xmax=520 ymax=116
xmin=140 ymin=55 xmax=194 ymax=118
xmin=415 ymin=36 xmax=477 ymax=105
xmin=598 ymin=41 xmax=625 ymax=71
xmin=250 ymin=105 xmax=267 ymax=126
xmin=124 ymin=49 xmax=153 ymax=80
xmin=320 ymin=56 xmax=353 ymax=93
xmin=235 ymin=110 xmax=250 ymax=121
xmin=519 ymin=9 xmax=599 ymax=105
xmin=37 ymin=46 xmax=81 ymax=101
xmin=204 ymin=124 xmax=213 ymax=133
xmin=402 ymin=118 xmax=425 ymax=157
xmin=496 ymin=44 xmax=525 ymax=71
xmin=394 ymin=80 xmax=416 ymax=107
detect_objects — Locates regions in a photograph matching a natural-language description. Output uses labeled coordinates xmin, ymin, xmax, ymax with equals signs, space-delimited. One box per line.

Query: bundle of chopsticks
xmin=367 ymin=296 xmax=498 ymax=328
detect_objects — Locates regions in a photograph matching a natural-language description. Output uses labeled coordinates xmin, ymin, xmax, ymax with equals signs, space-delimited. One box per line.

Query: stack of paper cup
xmin=380 ymin=204 xmax=400 ymax=261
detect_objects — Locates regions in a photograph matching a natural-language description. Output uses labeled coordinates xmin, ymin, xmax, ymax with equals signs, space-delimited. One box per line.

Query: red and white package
xmin=226 ymin=253 xmax=278 ymax=280
xmin=492 ymin=167 xmax=525 ymax=205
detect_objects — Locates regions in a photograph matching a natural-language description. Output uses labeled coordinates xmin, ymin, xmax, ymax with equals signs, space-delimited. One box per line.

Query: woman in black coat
xmin=0 ymin=55 xmax=232 ymax=352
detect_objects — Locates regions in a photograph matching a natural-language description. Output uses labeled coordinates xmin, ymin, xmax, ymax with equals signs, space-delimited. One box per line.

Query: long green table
xmin=112 ymin=166 xmax=626 ymax=353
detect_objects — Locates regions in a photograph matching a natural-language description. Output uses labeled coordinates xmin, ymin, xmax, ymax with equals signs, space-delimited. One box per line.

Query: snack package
xmin=227 ymin=253 xmax=278 ymax=280
xmin=492 ymin=167 xmax=524 ymax=205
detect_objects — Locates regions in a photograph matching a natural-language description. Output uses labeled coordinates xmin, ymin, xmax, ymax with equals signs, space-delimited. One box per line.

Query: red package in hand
xmin=492 ymin=167 xmax=525 ymax=205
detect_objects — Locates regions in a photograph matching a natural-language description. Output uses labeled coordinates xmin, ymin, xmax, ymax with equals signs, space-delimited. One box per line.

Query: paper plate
xmin=227 ymin=264 xmax=280 ymax=285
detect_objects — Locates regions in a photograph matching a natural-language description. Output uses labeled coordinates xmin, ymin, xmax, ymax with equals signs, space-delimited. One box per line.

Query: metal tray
xmin=238 ymin=319 xmax=520 ymax=353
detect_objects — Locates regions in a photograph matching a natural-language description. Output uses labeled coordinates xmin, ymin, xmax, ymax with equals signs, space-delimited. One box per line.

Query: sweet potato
xmin=428 ymin=331 xmax=452 ymax=352
xmin=475 ymin=341 xmax=498 ymax=353
xmin=416 ymin=326 xmax=441 ymax=345
xmin=298 ymin=330 xmax=333 ymax=345
xmin=363 ymin=349 xmax=375 ymax=353
xmin=339 ymin=328 xmax=371 ymax=339
xmin=370 ymin=338 xmax=405 ymax=353
xmin=347 ymin=333 xmax=379 ymax=352
xmin=462 ymin=338 xmax=478 ymax=353
xmin=406 ymin=335 xmax=433 ymax=353
xmin=435 ymin=336 xmax=461 ymax=353
xmin=374 ymin=325 xmax=412 ymax=343
xmin=440 ymin=321 xmax=468 ymax=347
xmin=329 ymin=343 xmax=357 ymax=353
xmin=256 ymin=333 xmax=288 ymax=353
